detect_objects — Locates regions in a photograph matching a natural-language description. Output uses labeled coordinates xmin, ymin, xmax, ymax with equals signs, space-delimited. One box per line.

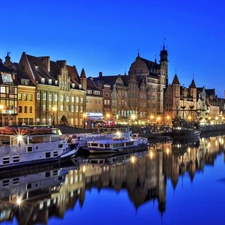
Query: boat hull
xmin=82 ymin=144 xmax=148 ymax=154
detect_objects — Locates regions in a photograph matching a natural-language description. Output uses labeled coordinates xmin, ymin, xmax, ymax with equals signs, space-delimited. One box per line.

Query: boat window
xmin=53 ymin=151 xmax=58 ymax=157
xmin=2 ymin=179 xmax=9 ymax=187
xmin=27 ymin=146 xmax=32 ymax=152
xmin=91 ymin=143 xmax=98 ymax=147
xmin=45 ymin=172 xmax=51 ymax=177
xmin=100 ymin=144 xmax=104 ymax=147
xmin=45 ymin=152 xmax=51 ymax=158
xmin=12 ymin=178 xmax=19 ymax=185
xmin=58 ymin=144 xmax=63 ymax=148
xmin=3 ymin=157 xmax=10 ymax=164
xmin=13 ymin=156 xmax=19 ymax=163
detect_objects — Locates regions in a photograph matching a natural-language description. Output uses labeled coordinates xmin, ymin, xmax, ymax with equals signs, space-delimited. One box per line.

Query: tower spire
xmin=163 ymin=38 xmax=166 ymax=50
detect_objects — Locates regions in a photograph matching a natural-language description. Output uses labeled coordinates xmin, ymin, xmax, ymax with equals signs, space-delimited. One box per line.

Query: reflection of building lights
xmin=149 ymin=151 xmax=153 ymax=159
xmin=82 ymin=166 xmax=86 ymax=173
xmin=187 ymin=147 xmax=191 ymax=153
xmin=166 ymin=147 xmax=170 ymax=155
xmin=215 ymin=140 xmax=218 ymax=147
xmin=16 ymin=197 xmax=22 ymax=205
xmin=208 ymin=142 xmax=210 ymax=148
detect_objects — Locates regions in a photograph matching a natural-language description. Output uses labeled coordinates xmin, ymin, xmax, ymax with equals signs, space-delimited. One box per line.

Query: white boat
xmin=0 ymin=126 xmax=79 ymax=171
xmin=66 ymin=127 xmax=132 ymax=149
xmin=81 ymin=131 xmax=148 ymax=154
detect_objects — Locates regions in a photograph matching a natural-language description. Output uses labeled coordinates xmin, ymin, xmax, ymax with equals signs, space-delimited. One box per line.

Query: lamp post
xmin=106 ymin=113 xmax=110 ymax=126
xmin=51 ymin=106 xmax=57 ymax=127
xmin=83 ymin=113 xmax=87 ymax=129
xmin=0 ymin=105 xmax=3 ymax=127
xmin=131 ymin=114 xmax=136 ymax=128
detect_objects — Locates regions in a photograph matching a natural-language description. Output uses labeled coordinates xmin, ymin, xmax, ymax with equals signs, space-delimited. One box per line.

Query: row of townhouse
xmin=0 ymin=45 xmax=224 ymax=127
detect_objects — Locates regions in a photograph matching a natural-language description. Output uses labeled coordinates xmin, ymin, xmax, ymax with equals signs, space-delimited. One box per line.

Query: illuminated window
xmin=54 ymin=94 xmax=57 ymax=101
xmin=0 ymin=87 xmax=5 ymax=93
xmin=18 ymin=93 xmax=22 ymax=100
xmin=37 ymin=92 xmax=40 ymax=100
xmin=24 ymin=94 xmax=28 ymax=101
xmin=43 ymin=93 xmax=46 ymax=100
xmin=29 ymin=94 xmax=33 ymax=101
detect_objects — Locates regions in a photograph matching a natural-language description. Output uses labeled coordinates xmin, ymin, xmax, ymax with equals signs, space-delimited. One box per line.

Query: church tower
xmin=159 ymin=40 xmax=168 ymax=87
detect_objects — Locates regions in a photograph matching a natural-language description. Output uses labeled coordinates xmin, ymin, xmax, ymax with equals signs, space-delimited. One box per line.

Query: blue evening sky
xmin=1 ymin=0 xmax=225 ymax=97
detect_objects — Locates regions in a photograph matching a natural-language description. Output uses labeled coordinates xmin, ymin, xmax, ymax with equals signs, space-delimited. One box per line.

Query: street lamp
xmin=131 ymin=114 xmax=136 ymax=127
xmin=83 ymin=113 xmax=87 ymax=129
xmin=106 ymin=113 xmax=110 ymax=126
xmin=0 ymin=105 xmax=3 ymax=127
xmin=51 ymin=106 xmax=57 ymax=127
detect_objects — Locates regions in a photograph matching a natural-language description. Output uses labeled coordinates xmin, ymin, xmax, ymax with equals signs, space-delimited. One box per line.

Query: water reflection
xmin=1 ymin=135 xmax=225 ymax=224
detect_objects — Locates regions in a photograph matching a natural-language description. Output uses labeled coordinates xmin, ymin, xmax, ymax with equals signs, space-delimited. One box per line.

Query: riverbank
xmin=57 ymin=124 xmax=225 ymax=139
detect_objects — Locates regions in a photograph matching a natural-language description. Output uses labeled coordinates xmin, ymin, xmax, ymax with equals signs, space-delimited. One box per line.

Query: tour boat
xmin=0 ymin=126 xmax=79 ymax=171
xmin=66 ymin=127 xmax=132 ymax=149
xmin=81 ymin=131 xmax=148 ymax=154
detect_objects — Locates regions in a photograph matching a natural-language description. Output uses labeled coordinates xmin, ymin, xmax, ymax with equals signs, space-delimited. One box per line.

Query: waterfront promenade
xmin=57 ymin=123 xmax=225 ymax=139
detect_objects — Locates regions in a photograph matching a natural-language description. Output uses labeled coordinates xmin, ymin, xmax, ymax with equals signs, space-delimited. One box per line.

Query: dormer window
xmin=48 ymin=79 xmax=52 ymax=85
xmin=55 ymin=80 xmax=58 ymax=85
xmin=41 ymin=78 xmax=45 ymax=84
xmin=79 ymin=84 xmax=82 ymax=89
xmin=72 ymin=83 xmax=75 ymax=88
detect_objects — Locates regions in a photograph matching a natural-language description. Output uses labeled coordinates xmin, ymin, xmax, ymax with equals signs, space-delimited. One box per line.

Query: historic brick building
xmin=93 ymin=45 xmax=169 ymax=125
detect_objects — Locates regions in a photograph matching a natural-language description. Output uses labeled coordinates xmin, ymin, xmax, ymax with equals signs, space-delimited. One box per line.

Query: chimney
xmin=41 ymin=56 xmax=50 ymax=72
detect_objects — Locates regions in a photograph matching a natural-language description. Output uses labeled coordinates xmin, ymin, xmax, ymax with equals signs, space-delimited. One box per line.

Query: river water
xmin=1 ymin=134 xmax=225 ymax=225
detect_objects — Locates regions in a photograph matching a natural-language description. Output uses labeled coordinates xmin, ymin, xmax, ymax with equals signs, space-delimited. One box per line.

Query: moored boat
xmin=0 ymin=126 xmax=79 ymax=172
xmin=171 ymin=117 xmax=201 ymax=140
xmin=81 ymin=131 xmax=148 ymax=154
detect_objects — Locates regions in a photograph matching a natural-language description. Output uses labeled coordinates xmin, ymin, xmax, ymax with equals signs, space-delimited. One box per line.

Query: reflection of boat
xmin=80 ymin=149 xmax=148 ymax=166
xmin=81 ymin=131 xmax=148 ymax=154
xmin=0 ymin=126 xmax=79 ymax=172
xmin=172 ymin=117 xmax=201 ymax=139
xmin=0 ymin=160 xmax=79 ymax=225
xmin=172 ymin=138 xmax=200 ymax=155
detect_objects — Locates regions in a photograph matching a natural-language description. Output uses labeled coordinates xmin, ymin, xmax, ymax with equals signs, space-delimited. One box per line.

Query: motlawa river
xmin=1 ymin=134 xmax=225 ymax=225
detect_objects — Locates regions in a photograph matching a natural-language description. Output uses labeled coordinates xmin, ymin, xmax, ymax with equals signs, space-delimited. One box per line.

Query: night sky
xmin=1 ymin=0 xmax=225 ymax=97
